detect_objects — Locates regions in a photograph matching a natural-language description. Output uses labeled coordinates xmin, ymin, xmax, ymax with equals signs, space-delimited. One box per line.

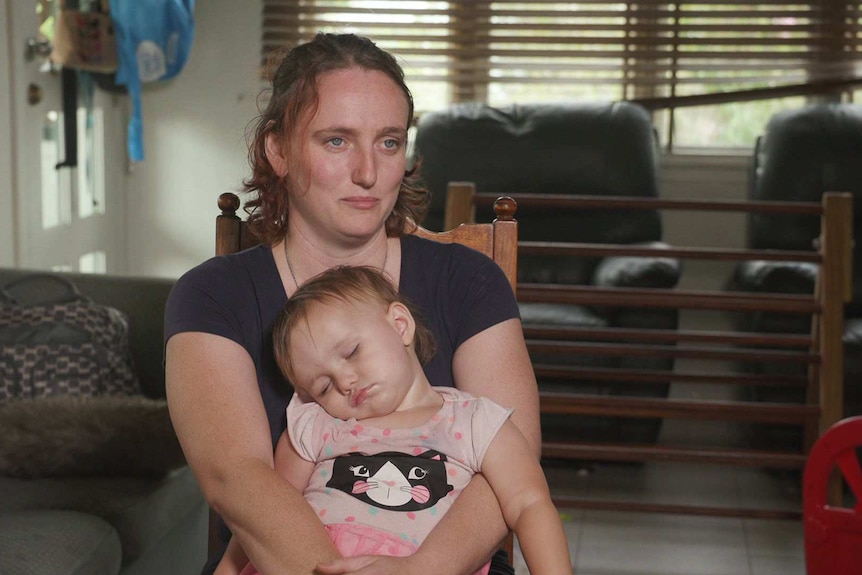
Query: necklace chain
xmin=283 ymin=240 xmax=389 ymax=290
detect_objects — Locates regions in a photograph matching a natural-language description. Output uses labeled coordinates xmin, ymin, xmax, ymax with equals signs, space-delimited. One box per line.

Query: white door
xmin=2 ymin=0 xmax=127 ymax=273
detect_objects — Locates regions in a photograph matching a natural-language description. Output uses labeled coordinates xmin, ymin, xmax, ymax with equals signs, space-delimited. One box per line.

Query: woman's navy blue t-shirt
xmin=164 ymin=234 xmax=520 ymax=449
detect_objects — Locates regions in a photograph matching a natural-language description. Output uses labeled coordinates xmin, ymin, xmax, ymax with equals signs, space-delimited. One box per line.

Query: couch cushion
xmin=751 ymin=104 xmax=862 ymax=249
xmin=520 ymin=302 xmax=607 ymax=329
xmin=0 ymin=466 xmax=203 ymax=566
xmin=748 ymin=104 xmax=862 ymax=313
xmin=0 ymin=510 xmax=122 ymax=575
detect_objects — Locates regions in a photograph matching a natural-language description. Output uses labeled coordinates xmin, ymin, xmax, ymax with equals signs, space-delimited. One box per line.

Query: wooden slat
xmin=518 ymin=241 xmax=821 ymax=263
xmin=523 ymin=325 xmax=812 ymax=348
xmin=534 ymin=364 xmax=808 ymax=387
xmin=474 ymin=193 xmax=824 ymax=214
xmin=819 ymin=193 xmax=854 ymax=435
xmin=527 ymin=340 xmax=818 ymax=364
xmin=551 ymin=496 xmax=802 ymax=521
xmin=541 ymin=442 xmax=807 ymax=469
xmin=518 ymin=284 xmax=818 ymax=314
xmin=538 ymin=393 xmax=819 ymax=424
xmin=817 ymin=194 xmax=852 ymax=511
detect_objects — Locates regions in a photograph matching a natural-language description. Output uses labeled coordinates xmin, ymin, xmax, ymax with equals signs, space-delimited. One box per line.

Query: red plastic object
xmin=804 ymin=416 xmax=862 ymax=575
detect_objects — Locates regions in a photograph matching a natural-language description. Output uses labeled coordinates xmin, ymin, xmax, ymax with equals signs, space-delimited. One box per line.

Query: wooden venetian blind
xmin=262 ymin=1 xmax=862 ymax=110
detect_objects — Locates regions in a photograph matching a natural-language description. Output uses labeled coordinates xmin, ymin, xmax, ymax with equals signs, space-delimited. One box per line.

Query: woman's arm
xmin=453 ymin=318 xmax=541 ymax=455
xmin=214 ymin=432 xmax=317 ymax=575
xmin=166 ymin=332 xmax=340 ymax=575
xmin=482 ymin=421 xmax=572 ymax=575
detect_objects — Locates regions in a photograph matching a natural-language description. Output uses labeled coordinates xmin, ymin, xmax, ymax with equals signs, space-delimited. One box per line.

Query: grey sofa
xmin=0 ymin=268 xmax=207 ymax=575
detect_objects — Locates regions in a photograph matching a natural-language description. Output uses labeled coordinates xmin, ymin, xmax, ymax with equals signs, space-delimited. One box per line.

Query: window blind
xmin=261 ymin=1 xmax=862 ymax=111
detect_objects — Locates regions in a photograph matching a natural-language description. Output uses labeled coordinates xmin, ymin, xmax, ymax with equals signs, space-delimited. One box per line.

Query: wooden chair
xmin=213 ymin=190 xmax=519 ymax=560
xmin=804 ymin=415 xmax=862 ymax=575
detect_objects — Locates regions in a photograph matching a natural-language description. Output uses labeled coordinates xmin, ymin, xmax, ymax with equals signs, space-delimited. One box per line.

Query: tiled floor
xmin=512 ymin=459 xmax=804 ymax=575
xmin=512 ymin=298 xmax=808 ymax=574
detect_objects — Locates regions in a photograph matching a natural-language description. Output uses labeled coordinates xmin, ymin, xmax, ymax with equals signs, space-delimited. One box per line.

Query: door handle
xmin=24 ymin=36 xmax=52 ymax=61
xmin=27 ymin=83 xmax=43 ymax=105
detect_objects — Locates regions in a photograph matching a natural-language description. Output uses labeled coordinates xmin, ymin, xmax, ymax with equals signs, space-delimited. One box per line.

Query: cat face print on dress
xmin=326 ymin=450 xmax=454 ymax=511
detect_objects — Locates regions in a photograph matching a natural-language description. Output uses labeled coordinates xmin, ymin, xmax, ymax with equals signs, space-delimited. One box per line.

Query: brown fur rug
xmin=0 ymin=395 xmax=187 ymax=478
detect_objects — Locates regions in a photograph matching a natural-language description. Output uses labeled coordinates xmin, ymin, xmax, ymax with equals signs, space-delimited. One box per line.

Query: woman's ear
xmin=388 ymin=302 xmax=416 ymax=347
xmin=265 ymin=132 xmax=289 ymax=177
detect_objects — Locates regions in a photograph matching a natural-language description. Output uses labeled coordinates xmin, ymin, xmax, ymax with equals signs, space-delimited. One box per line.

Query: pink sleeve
xmin=469 ymin=398 xmax=514 ymax=468
xmin=285 ymin=394 xmax=327 ymax=462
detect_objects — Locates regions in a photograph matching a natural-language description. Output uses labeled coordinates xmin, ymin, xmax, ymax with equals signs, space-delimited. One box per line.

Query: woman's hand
xmin=315 ymin=554 xmax=427 ymax=575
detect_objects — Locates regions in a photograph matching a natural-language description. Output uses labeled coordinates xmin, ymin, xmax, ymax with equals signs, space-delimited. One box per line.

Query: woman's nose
xmin=351 ymin=147 xmax=377 ymax=189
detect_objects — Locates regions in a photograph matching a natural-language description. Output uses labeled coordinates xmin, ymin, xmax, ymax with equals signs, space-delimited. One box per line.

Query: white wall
xmin=0 ymin=0 xmax=17 ymax=267
xmin=124 ymin=0 xmax=262 ymax=278
xmin=660 ymin=153 xmax=750 ymax=292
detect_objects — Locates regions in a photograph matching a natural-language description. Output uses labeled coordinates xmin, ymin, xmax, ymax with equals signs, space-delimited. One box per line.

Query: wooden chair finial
xmin=218 ymin=192 xmax=240 ymax=216
xmin=494 ymin=196 xmax=517 ymax=221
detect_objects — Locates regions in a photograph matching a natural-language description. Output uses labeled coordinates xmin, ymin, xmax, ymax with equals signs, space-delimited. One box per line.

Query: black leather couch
xmin=730 ymin=103 xmax=862 ymax=451
xmin=414 ymin=101 xmax=681 ymax=445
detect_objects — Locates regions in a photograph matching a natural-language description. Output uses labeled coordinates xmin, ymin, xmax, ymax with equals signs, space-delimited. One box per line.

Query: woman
xmin=164 ymin=33 xmax=539 ymax=575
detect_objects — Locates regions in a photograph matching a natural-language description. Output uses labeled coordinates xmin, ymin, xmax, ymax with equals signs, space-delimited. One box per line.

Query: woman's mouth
xmin=342 ymin=197 xmax=379 ymax=210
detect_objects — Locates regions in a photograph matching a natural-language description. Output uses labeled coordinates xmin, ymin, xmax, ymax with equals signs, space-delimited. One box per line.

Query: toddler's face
xmin=287 ymin=298 xmax=421 ymax=421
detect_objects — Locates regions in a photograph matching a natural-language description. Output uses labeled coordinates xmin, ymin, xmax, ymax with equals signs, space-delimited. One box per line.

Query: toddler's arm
xmin=482 ymin=420 xmax=573 ymax=575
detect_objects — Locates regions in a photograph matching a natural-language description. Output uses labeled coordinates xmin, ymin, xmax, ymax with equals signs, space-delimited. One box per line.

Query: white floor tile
xmin=535 ymin=457 xmax=803 ymax=575
xmin=748 ymin=552 xmax=806 ymax=575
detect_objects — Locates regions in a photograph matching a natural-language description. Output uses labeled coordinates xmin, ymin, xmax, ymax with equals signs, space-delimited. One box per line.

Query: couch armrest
xmin=591 ymin=242 xmax=682 ymax=289
xmin=732 ymin=260 xmax=817 ymax=294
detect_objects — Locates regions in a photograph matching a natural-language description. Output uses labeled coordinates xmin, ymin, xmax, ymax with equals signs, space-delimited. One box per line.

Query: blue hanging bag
xmin=110 ymin=0 xmax=195 ymax=161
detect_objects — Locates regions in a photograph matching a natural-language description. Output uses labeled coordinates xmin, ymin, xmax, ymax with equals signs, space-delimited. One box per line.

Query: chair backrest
xmin=750 ymin=103 xmax=862 ymax=310
xmin=216 ymin=188 xmax=518 ymax=291
xmin=213 ymin=189 xmax=519 ymax=559
xmin=750 ymin=104 xmax=862 ymax=251
xmin=804 ymin=415 xmax=862 ymax=575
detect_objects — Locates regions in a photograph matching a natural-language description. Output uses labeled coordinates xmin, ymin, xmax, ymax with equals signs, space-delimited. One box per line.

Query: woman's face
xmin=282 ymin=67 xmax=410 ymax=246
